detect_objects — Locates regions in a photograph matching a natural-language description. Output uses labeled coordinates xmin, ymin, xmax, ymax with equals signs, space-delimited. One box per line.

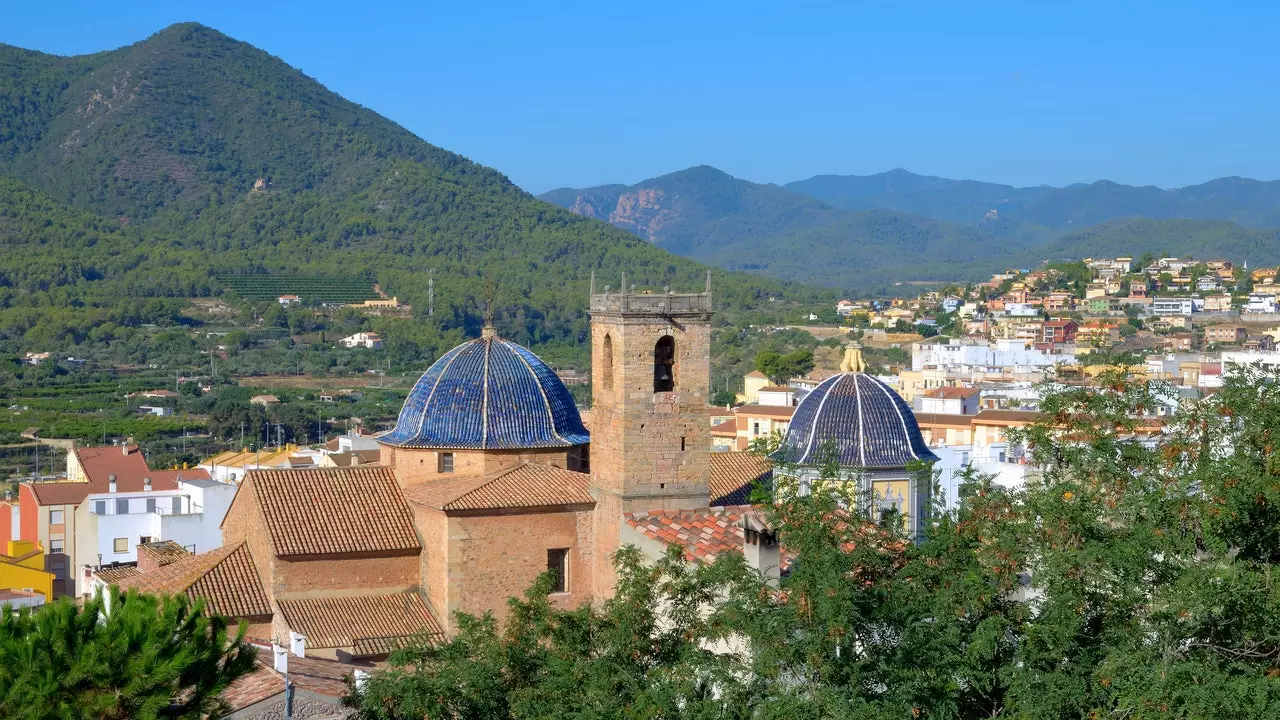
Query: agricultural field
xmin=219 ymin=276 xmax=379 ymax=303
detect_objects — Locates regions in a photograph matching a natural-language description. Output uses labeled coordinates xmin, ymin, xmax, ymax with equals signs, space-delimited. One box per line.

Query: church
xmin=117 ymin=278 xmax=933 ymax=660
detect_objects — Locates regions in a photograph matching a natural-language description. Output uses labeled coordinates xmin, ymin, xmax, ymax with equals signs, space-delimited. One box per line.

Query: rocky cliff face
xmin=607 ymin=188 xmax=670 ymax=241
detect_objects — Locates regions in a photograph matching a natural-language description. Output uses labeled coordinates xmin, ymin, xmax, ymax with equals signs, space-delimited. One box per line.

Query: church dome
xmin=380 ymin=335 xmax=589 ymax=450
xmin=781 ymin=372 xmax=938 ymax=469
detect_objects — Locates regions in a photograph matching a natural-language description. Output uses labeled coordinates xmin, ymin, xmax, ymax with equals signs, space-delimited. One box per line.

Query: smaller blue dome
xmin=380 ymin=335 xmax=589 ymax=450
xmin=781 ymin=373 xmax=937 ymax=469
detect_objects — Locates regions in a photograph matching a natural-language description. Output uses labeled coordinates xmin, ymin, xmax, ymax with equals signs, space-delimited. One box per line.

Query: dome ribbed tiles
xmin=781 ymin=372 xmax=938 ymax=469
xmin=380 ymin=336 xmax=590 ymax=450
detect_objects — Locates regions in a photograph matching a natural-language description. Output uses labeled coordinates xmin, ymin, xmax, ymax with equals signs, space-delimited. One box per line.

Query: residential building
xmin=741 ymin=370 xmax=769 ymax=404
xmin=1202 ymin=294 xmax=1233 ymax=312
xmin=1247 ymin=293 xmax=1279 ymax=314
xmin=250 ymin=394 xmax=280 ymax=406
xmin=219 ymin=639 xmax=363 ymax=718
xmin=277 ymin=295 xmax=301 ymax=306
xmin=835 ymin=299 xmax=856 ymax=316
xmin=1158 ymin=333 xmax=1195 ymax=353
xmin=1244 ymin=335 xmax=1276 ymax=352
xmin=340 ymin=332 xmax=384 ymax=349
xmin=0 ymin=540 xmax=54 ymax=602
xmin=1084 ymin=257 xmax=1133 ymax=277
xmin=1206 ymin=324 xmax=1248 ymax=345
xmin=1129 ymin=283 xmax=1150 ymax=299
xmin=23 ymin=352 xmax=52 ymax=365
xmin=1076 ymin=322 xmax=1120 ymax=347
xmin=920 ymin=387 xmax=980 ymax=415
xmin=756 ymin=386 xmax=796 ymax=407
xmin=73 ymin=475 xmax=236 ymax=596
xmin=199 ymin=445 xmax=324 ymax=483
xmin=911 ymin=337 xmax=1059 ymax=375
xmin=1252 ymin=267 xmax=1278 ymax=285
xmin=1196 ymin=276 xmax=1224 ymax=292
xmin=722 ymin=404 xmax=795 ymax=451
xmin=1003 ymin=302 xmax=1041 ymax=317
xmin=1042 ymin=292 xmax=1075 ymax=312
xmin=1152 ymin=297 xmax=1201 ymax=316
xmin=1041 ymin=319 xmax=1079 ymax=345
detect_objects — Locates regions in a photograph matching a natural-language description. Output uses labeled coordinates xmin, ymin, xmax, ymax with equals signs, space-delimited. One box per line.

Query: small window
xmin=680 ymin=436 xmax=686 ymax=452
xmin=49 ymin=509 xmax=63 ymax=525
xmin=140 ymin=536 xmax=153 ymax=546
xmin=113 ymin=538 xmax=128 ymax=554
xmin=653 ymin=336 xmax=676 ymax=392
xmin=601 ymin=334 xmax=614 ymax=391
xmin=145 ymin=498 xmax=156 ymax=514
xmin=753 ymin=422 xmax=761 ymax=435
xmin=115 ymin=498 xmax=128 ymax=515
xmin=94 ymin=500 xmax=106 ymax=515
xmin=49 ymin=538 xmax=64 ymax=554
xmin=438 ymin=452 xmax=455 ymax=473
xmin=547 ymin=548 xmax=569 ymax=593
xmin=172 ymin=496 xmax=182 ymax=514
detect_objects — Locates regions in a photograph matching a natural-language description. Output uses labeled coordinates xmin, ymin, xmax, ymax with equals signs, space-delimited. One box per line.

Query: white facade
xmin=932 ymin=442 xmax=1032 ymax=512
xmin=757 ymin=388 xmax=795 ymax=407
xmin=73 ymin=479 xmax=237 ymax=595
xmin=1003 ymin=303 xmax=1041 ymax=317
xmin=1152 ymin=297 xmax=1201 ymax=316
xmin=912 ymin=338 xmax=1059 ymax=374
xmin=340 ymin=332 xmax=383 ymax=349
xmin=1246 ymin=293 xmax=1278 ymax=315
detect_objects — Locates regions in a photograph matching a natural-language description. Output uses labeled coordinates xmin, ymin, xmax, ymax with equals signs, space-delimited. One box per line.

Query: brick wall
xmin=271 ymin=553 xmax=419 ymax=600
xmin=445 ymin=509 xmax=593 ymax=626
xmin=220 ymin=479 xmax=277 ymax=606
xmin=386 ymin=445 xmax=573 ymax=488
xmin=412 ymin=505 xmax=450 ymax=630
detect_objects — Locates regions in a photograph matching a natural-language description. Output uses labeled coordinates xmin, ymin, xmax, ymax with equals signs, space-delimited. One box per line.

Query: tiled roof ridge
xmin=115 ymin=541 xmax=246 ymax=596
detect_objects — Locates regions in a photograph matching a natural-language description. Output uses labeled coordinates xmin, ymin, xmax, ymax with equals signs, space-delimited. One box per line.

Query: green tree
xmin=753 ymin=349 xmax=814 ymax=385
xmin=0 ymin=589 xmax=256 ymax=720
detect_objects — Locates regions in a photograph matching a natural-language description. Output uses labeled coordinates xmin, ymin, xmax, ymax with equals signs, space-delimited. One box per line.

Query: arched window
xmin=654 ymin=336 xmax=676 ymax=392
xmin=601 ymin=334 xmax=614 ymax=391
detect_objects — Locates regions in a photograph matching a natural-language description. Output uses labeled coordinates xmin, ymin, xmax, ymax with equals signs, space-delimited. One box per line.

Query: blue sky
xmin=3 ymin=1 xmax=1275 ymax=193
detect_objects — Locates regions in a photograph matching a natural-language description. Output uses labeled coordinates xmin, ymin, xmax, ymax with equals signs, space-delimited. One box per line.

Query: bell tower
xmin=588 ymin=272 xmax=713 ymax=596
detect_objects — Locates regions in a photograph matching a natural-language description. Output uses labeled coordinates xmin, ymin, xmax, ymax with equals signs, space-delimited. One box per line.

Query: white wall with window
xmin=72 ymin=479 xmax=238 ymax=595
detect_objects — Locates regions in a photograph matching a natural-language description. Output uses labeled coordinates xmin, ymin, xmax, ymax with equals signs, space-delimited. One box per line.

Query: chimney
xmin=108 ymin=474 xmax=117 ymax=494
xmin=272 ymin=643 xmax=288 ymax=674
xmin=143 ymin=477 xmax=152 ymax=492
xmin=742 ymin=512 xmax=781 ymax=586
xmin=122 ymin=444 xmax=130 ymax=457
xmin=289 ymin=631 xmax=306 ymax=658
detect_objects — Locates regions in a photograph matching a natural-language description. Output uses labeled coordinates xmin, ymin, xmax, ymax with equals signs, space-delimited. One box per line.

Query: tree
xmin=0 ymin=589 xmax=256 ymax=720
xmin=711 ymin=389 xmax=737 ymax=407
xmin=754 ymin=349 xmax=813 ymax=385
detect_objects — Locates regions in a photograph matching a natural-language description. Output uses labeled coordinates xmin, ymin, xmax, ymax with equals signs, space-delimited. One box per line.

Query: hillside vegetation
xmin=544 ymin=166 xmax=1280 ymax=291
xmin=0 ymin=24 xmax=818 ymax=368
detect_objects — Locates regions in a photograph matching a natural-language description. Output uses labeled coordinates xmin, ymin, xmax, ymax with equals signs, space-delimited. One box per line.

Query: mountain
xmin=0 ymin=24 xmax=813 ymax=365
xmin=545 ymin=166 xmax=1280 ymax=291
xmin=787 ymin=170 xmax=1280 ymax=232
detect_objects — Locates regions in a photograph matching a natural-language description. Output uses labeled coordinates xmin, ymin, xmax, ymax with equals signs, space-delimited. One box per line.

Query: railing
xmin=590 ymin=291 xmax=712 ymax=315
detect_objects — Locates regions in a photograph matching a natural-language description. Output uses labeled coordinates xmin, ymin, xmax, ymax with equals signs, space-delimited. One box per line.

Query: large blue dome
xmin=380 ymin=335 xmax=590 ymax=450
xmin=781 ymin=373 xmax=937 ymax=469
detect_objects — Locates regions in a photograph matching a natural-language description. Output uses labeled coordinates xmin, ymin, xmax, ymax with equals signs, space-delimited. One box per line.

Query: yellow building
xmin=0 ymin=539 xmax=55 ymax=601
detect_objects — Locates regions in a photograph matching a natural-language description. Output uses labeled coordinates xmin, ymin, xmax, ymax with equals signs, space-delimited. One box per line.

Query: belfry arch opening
xmin=654 ymin=335 xmax=676 ymax=392
xmin=602 ymin=334 xmax=614 ymax=391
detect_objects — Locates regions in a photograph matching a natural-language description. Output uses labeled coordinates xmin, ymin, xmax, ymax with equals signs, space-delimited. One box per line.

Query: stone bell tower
xmin=588 ymin=271 xmax=713 ymax=597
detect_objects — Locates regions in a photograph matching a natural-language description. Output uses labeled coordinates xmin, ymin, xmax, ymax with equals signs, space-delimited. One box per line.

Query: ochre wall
xmin=385 ymin=446 xmax=575 ymax=488
xmin=271 ymin=553 xmax=420 ymax=601
xmin=444 ymin=509 xmax=594 ymax=627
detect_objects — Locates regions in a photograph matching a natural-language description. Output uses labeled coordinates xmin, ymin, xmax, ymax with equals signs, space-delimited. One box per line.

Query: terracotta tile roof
xmin=403 ymin=463 xmax=594 ymax=512
xmin=72 ymin=444 xmax=149 ymax=485
xmin=245 ymin=467 xmax=420 ymax=557
xmin=733 ymin=404 xmax=797 ymax=419
xmin=115 ymin=542 xmax=271 ymax=618
xmin=973 ymin=409 xmax=1041 ymax=425
xmin=26 ymin=481 xmax=93 ymax=506
xmin=222 ymin=647 xmax=357 ymax=711
xmin=93 ymin=565 xmax=141 ymax=584
xmin=277 ymin=593 xmax=443 ymax=653
xmin=625 ymin=506 xmax=750 ymax=564
xmin=710 ymin=420 xmax=737 ymax=437
xmin=923 ymin=386 xmax=979 ymax=399
xmin=138 ymin=540 xmax=191 ymax=567
xmin=709 ymin=453 xmax=773 ymax=507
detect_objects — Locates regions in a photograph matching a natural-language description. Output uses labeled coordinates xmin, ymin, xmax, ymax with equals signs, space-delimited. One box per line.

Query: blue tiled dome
xmin=781 ymin=373 xmax=938 ymax=469
xmin=380 ymin=335 xmax=589 ymax=450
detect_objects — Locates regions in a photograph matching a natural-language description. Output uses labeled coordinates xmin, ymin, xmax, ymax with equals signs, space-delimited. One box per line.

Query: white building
xmin=1003 ymin=303 xmax=1042 ymax=318
xmin=912 ymin=337 xmax=1059 ymax=375
xmin=73 ymin=477 xmax=237 ymax=595
xmin=1246 ymin=293 xmax=1279 ymax=315
xmin=340 ymin=332 xmax=384 ymax=349
xmin=1152 ymin=297 xmax=1202 ymax=316
xmin=756 ymin=386 xmax=796 ymax=407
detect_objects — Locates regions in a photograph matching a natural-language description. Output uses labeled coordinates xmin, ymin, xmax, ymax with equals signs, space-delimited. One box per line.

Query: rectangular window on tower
xmin=547 ymin=548 xmax=569 ymax=594
xmin=438 ymin=452 xmax=455 ymax=473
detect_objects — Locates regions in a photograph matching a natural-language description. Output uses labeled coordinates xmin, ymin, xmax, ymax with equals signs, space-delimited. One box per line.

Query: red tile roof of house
xmin=115 ymin=542 xmax=272 ymax=618
xmin=733 ymin=404 xmax=797 ymax=420
xmin=93 ymin=565 xmax=142 ymax=585
xmin=137 ymin=540 xmax=192 ymax=567
xmin=625 ymin=506 xmax=750 ymax=564
xmin=72 ymin=444 xmax=150 ymax=484
xmin=276 ymin=593 xmax=443 ymax=653
xmin=403 ymin=463 xmax=594 ymax=512
xmin=26 ymin=481 xmax=94 ymax=506
xmin=708 ymin=453 xmax=773 ymax=507
xmin=222 ymin=646 xmax=358 ymax=712
xmin=243 ymin=467 xmax=420 ymax=557
xmin=923 ymin=387 xmax=979 ymax=399
xmin=710 ymin=420 xmax=737 ymax=437
xmin=1043 ymin=319 xmax=1078 ymax=328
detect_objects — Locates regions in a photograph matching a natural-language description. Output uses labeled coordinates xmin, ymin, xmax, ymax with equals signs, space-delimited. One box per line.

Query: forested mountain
xmin=544 ymin=166 xmax=1280 ymax=291
xmin=0 ymin=24 xmax=813 ymax=364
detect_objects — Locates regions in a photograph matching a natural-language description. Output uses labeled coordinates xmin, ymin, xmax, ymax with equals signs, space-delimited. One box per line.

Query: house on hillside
xmin=340 ymin=332 xmax=383 ymax=350
xmin=277 ymin=295 xmax=301 ymax=306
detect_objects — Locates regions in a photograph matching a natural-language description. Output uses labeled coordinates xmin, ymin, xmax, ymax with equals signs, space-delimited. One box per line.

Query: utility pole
xmin=428 ymin=270 xmax=435 ymax=317
xmin=240 ymin=422 xmax=245 ymax=449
